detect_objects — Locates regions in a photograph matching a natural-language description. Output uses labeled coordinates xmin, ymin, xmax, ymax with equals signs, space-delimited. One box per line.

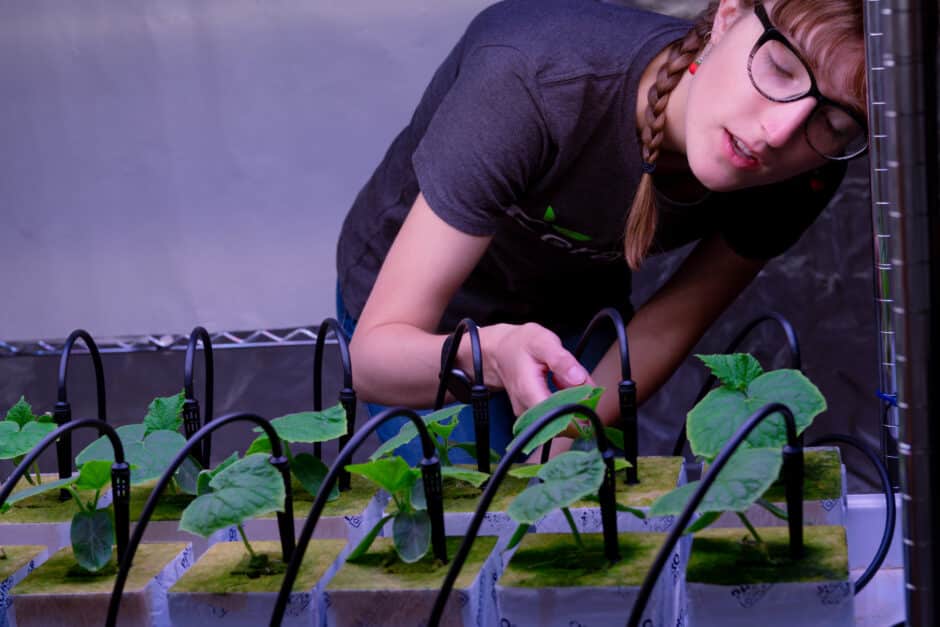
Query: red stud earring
xmin=689 ymin=61 xmax=700 ymax=75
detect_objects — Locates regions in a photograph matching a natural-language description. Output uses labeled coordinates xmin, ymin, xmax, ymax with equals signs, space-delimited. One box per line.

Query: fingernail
xmin=567 ymin=366 xmax=587 ymax=384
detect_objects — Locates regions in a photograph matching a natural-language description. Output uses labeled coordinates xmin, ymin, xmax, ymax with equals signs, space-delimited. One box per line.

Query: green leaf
xmin=0 ymin=420 xmax=57 ymax=460
xmin=509 ymin=385 xmax=604 ymax=455
xmin=368 ymin=405 xmax=465 ymax=461
xmin=427 ymin=416 xmax=459 ymax=441
xmin=392 ymin=509 xmax=431 ymax=563
xmin=292 ymin=453 xmax=339 ymax=501
xmin=506 ymin=523 xmax=530 ymax=551
xmin=697 ymin=354 xmax=764 ymax=391
xmin=245 ymin=435 xmax=273 ymax=456
xmin=2 ymin=475 xmax=78 ymax=509
xmin=613 ymin=458 xmax=632 ymax=471
xmin=180 ymin=453 xmax=286 ymax=538
xmin=687 ymin=369 xmax=826 ymax=460
xmin=648 ymin=448 xmax=783 ymax=521
xmin=346 ymin=457 xmax=419 ymax=496
xmin=175 ymin=456 xmax=203 ymax=496
xmin=77 ymin=424 xmax=187 ymax=484
xmin=71 ymin=509 xmax=114 ymax=572
xmin=347 ymin=514 xmax=394 ymax=561
xmin=74 ymin=460 xmax=114 ymax=492
xmin=127 ymin=430 xmax=187 ymax=484
xmin=252 ymin=404 xmax=348 ymax=444
xmin=506 ymin=450 xmax=606 ymax=525
xmin=196 ymin=452 xmax=239 ymax=496
xmin=440 ymin=465 xmax=489 ymax=488
xmin=143 ymin=392 xmax=185 ymax=436
xmin=603 ymin=427 xmax=625 ymax=452
xmin=507 ymin=464 xmax=542 ymax=479
xmin=5 ymin=396 xmax=35 ymax=428
xmin=76 ymin=424 xmax=143 ymax=467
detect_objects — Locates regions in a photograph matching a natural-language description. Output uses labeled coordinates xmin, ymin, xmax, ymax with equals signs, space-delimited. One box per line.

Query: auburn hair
xmin=624 ymin=0 xmax=866 ymax=270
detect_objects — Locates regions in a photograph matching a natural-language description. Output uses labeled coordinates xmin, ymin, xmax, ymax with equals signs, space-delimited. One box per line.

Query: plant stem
xmin=562 ymin=507 xmax=584 ymax=549
xmin=737 ymin=512 xmax=764 ymax=545
xmin=237 ymin=524 xmax=257 ymax=560
xmin=66 ymin=486 xmax=89 ymax=513
xmin=32 ymin=462 xmax=42 ymax=485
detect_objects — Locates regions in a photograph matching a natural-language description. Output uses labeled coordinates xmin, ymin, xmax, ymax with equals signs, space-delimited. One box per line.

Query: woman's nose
xmin=761 ymin=97 xmax=817 ymax=148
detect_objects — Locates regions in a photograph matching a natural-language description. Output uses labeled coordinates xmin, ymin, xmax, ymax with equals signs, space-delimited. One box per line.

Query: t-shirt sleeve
xmin=715 ymin=160 xmax=848 ymax=259
xmin=412 ymin=45 xmax=551 ymax=236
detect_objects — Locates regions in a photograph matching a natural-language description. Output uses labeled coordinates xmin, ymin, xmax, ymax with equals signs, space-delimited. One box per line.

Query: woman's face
xmin=683 ymin=0 xmax=864 ymax=192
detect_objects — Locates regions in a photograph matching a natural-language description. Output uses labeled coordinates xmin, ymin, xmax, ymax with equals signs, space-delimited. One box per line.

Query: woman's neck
xmin=635 ymin=43 xmax=693 ymax=165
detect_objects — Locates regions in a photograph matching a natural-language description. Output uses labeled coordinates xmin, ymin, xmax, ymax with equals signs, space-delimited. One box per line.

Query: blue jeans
xmin=336 ymin=284 xmax=618 ymax=465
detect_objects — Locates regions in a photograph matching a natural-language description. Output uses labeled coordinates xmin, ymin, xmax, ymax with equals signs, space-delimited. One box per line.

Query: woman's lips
xmin=723 ymin=130 xmax=761 ymax=170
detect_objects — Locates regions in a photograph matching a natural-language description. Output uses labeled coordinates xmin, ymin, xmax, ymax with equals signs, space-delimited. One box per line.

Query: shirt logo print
xmin=543 ymin=205 xmax=592 ymax=242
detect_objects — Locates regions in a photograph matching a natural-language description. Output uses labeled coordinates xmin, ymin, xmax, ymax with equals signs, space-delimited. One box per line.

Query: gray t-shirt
xmin=336 ymin=0 xmax=845 ymax=333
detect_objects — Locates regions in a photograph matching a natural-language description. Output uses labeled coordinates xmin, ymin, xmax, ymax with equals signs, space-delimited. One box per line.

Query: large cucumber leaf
xmin=648 ymin=447 xmax=783 ymax=527
xmin=180 ymin=453 xmax=285 ymax=538
xmin=506 ymin=449 xmax=606 ymax=525
xmin=508 ymin=385 xmax=604 ymax=455
xmin=687 ymin=368 xmax=826 ymax=461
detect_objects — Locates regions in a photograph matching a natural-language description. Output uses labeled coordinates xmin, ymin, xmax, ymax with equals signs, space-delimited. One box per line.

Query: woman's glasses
xmin=747 ymin=1 xmax=868 ymax=160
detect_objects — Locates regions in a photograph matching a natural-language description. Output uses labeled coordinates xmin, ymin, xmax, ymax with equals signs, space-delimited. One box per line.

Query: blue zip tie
xmin=876 ymin=391 xmax=898 ymax=407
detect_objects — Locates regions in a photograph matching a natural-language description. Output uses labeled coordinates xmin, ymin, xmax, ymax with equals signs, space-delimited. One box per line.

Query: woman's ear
xmin=710 ymin=0 xmax=751 ymax=44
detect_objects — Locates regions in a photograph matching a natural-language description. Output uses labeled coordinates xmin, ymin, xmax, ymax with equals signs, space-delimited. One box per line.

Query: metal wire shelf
xmin=0 ymin=325 xmax=336 ymax=357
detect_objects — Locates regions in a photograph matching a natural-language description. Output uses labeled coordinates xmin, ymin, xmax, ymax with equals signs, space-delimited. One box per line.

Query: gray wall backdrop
xmin=1 ymin=0 xmax=882 ymax=489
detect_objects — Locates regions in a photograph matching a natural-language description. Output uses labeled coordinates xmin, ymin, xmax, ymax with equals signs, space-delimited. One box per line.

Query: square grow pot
xmin=497 ymin=531 xmax=680 ymax=627
xmin=683 ymin=525 xmax=852 ymax=627
xmin=536 ymin=456 xmax=687 ymax=534
xmin=243 ymin=474 xmax=389 ymax=543
xmin=0 ymin=545 xmax=49 ymax=627
xmin=322 ymin=535 xmax=503 ymax=626
xmin=168 ymin=538 xmax=346 ymax=627
xmin=711 ymin=447 xmax=846 ymax=529
xmin=0 ymin=474 xmax=108 ymax=554
xmin=9 ymin=542 xmax=192 ymax=627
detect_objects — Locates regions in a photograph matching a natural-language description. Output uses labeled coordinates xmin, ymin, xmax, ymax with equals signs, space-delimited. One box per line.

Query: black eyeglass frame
xmin=747 ymin=1 xmax=869 ymax=160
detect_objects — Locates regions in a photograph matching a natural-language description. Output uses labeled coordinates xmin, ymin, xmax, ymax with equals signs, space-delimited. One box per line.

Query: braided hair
xmin=624 ymin=2 xmax=719 ymax=270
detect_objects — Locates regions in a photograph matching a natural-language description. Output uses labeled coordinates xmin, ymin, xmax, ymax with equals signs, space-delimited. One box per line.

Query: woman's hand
xmin=469 ymin=322 xmax=594 ymax=416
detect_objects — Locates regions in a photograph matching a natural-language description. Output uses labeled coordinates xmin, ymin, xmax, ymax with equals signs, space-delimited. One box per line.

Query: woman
xmin=335 ymin=0 xmax=867 ymax=460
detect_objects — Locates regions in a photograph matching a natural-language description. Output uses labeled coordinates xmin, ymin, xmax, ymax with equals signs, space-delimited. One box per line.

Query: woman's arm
xmin=351 ymin=192 xmax=592 ymax=409
xmin=591 ymin=233 xmax=766 ymax=423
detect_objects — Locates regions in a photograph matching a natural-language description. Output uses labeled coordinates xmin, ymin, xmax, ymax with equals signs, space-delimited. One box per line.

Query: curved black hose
xmin=436 ymin=319 xmax=490 ymax=473
xmin=183 ymin=326 xmax=214 ymax=467
xmin=628 ymin=402 xmax=803 ymax=627
xmin=106 ymin=413 xmax=294 ymax=627
xmin=0 ymin=419 xmax=130 ymax=566
xmin=269 ymin=407 xmax=447 ymax=627
xmin=554 ymin=307 xmax=637 ymax=484
xmin=428 ymin=403 xmax=620 ymax=626
xmin=313 ymin=318 xmax=357 ymax=490
xmin=672 ymin=312 xmax=800 ymax=457
xmin=54 ymin=329 xmax=108 ymax=491
xmin=809 ymin=433 xmax=895 ymax=594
